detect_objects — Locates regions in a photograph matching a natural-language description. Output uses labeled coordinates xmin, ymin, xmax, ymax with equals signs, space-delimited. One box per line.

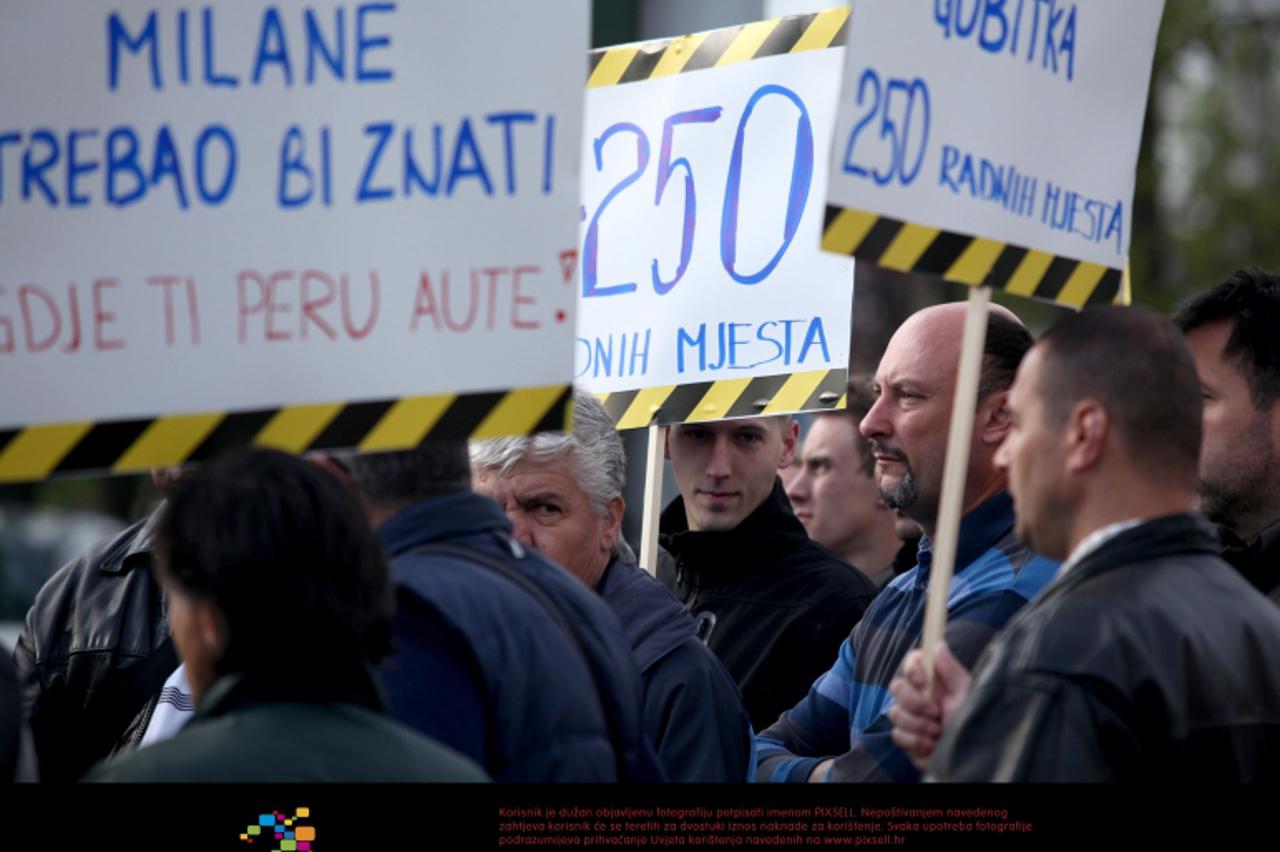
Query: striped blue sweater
xmin=755 ymin=492 xmax=1058 ymax=783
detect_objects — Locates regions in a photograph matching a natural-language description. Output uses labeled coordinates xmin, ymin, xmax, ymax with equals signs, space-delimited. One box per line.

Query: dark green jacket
xmin=84 ymin=663 xmax=488 ymax=783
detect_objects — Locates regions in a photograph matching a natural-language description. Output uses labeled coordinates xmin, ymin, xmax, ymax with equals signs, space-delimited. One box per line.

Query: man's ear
xmin=194 ymin=599 xmax=229 ymax=663
xmin=600 ymin=496 xmax=625 ymax=554
xmin=309 ymin=452 xmax=354 ymax=490
xmin=1065 ymin=400 xmax=1108 ymax=473
xmin=1267 ymin=399 xmax=1280 ymax=454
xmin=778 ymin=419 xmax=800 ymax=468
xmin=979 ymin=390 xmax=1012 ymax=447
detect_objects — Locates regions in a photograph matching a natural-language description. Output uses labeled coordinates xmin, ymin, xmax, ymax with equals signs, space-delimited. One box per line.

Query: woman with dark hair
xmin=86 ymin=449 xmax=486 ymax=782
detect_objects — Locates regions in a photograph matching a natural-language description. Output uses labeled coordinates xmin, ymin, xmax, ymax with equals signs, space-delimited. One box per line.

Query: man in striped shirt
xmin=756 ymin=302 xmax=1058 ymax=783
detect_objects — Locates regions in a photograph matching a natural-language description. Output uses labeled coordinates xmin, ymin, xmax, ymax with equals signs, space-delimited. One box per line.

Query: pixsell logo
xmin=239 ymin=808 xmax=316 ymax=851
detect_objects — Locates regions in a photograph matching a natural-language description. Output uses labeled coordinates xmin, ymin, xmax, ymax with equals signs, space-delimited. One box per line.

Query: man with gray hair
xmin=472 ymin=393 xmax=754 ymax=782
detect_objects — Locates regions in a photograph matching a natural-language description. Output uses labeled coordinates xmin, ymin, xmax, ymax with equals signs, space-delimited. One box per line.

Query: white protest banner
xmin=0 ymin=1 xmax=586 ymax=481
xmin=579 ymin=9 xmax=855 ymax=430
xmin=822 ymin=0 xmax=1164 ymax=308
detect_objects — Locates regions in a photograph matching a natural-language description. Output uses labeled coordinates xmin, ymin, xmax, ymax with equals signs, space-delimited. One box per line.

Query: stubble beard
xmin=880 ymin=468 xmax=919 ymax=512
xmin=1200 ymin=415 xmax=1280 ymax=538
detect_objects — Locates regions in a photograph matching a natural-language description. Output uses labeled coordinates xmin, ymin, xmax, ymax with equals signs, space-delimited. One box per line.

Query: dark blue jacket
xmin=378 ymin=491 xmax=664 ymax=783
xmin=597 ymin=556 xmax=754 ymax=782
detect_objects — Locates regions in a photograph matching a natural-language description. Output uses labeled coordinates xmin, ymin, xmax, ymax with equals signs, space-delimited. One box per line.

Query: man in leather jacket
xmin=1174 ymin=267 xmax=1280 ymax=603
xmin=13 ymin=501 xmax=173 ymax=782
xmin=891 ymin=307 xmax=1280 ymax=781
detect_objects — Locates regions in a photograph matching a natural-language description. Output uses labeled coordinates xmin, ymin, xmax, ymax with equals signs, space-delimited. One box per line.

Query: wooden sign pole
xmin=639 ymin=423 xmax=668 ymax=575
xmin=921 ymin=286 xmax=991 ymax=692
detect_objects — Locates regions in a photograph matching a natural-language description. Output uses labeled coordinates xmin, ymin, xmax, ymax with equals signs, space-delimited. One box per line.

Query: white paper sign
xmin=825 ymin=0 xmax=1163 ymax=271
xmin=0 ymin=1 xmax=586 ymax=430
xmin=576 ymin=43 xmax=854 ymax=399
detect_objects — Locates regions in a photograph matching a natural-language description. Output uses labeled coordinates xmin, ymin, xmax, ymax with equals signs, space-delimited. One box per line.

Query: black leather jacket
xmin=930 ymin=513 xmax=1280 ymax=782
xmin=13 ymin=509 xmax=174 ymax=782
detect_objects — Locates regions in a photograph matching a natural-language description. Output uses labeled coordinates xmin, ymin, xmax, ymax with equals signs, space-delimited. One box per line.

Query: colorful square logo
xmin=240 ymin=808 xmax=316 ymax=852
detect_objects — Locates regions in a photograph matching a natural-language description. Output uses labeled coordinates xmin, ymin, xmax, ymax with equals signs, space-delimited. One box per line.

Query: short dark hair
xmin=155 ymin=449 xmax=394 ymax=676
xmin=978 ymin=310 xmax=1035 ymax=399
xmin=1173 ymin=267 xmax=1280 ymax=409
xmin=820 ymin=375 xmax=877 ymax=476
xmin=1037 ymin=306 xmax=1202 ymax=479
xmin=343 ymin=441 xmax=472 ymax=509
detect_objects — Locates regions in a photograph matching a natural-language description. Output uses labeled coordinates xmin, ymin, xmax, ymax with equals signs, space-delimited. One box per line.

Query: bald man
xmin=755 ymin=303 xmax=1058 ymax=783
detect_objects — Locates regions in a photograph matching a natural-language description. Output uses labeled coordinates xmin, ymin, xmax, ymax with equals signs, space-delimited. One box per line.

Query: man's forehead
xmin=874 ymin=348 xmax=955 ymax=391
xmin=810 ymin=413 xmax=859 ymax=446
xmin=676 ymin=417 xmax=783 ymax=435
xmin=879 ymin=333 xmax=959 ymax=385
xmin=1008 ymin=344 xmax=1047 ymax=409
xmin=486 ymin=457 xmax=579 ymax=491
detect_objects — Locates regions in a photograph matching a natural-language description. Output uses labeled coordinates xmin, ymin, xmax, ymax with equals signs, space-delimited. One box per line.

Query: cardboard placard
xmin=579 ymin=9 xmax=856 ymax=429
xmin=822 ymin=0 xmax=1164 ymax=307
xmin=0 ymin=1 xmax=588 ymax=480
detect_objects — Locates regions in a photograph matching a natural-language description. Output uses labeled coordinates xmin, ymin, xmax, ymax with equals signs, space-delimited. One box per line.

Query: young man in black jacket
xmin=890 ymin=307 xmax=1280 ymax=781
xmin=658 ymin=414 xmax=877 ymax=732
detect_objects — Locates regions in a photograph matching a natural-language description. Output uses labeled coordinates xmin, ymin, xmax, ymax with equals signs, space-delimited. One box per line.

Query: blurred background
xmin=2 ymin=0 xmax=1277 ymax=645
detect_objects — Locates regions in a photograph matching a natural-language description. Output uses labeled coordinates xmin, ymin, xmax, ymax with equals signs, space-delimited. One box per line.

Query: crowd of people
xmin=3 ymin=267 xmax=1279 ymax=783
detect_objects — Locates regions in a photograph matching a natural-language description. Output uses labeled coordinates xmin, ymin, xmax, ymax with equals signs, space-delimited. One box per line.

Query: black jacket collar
xmin=1055 ymin=513 xmax=1221 ymax=595
xmin=195 ymin=659 xmax=386 ymax=725
xmin=659 ymin=478 xmax=809 ymax=581
xmin=1218 ymin=516 xmax=1280 ymax=598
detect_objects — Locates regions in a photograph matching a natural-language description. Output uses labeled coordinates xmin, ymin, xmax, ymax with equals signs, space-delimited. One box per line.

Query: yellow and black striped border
xmin=0 ymin=386 xmax=571 ymax=483
xmin=587 ymin=6 xmax=848 ymax=88
xmin=822 ymin=205 xmax=1127 ymax=308
xmin=597 ymin=369 xmax=847 ymax=431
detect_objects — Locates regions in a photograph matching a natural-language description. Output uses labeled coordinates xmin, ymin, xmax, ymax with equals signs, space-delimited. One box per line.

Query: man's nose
xmin=860 ymin=394 xmax=891 ymax=441
xmin=507 ymin=511 xmax=536 ymax=548
xmin=706 ymin=436 xmax=733 ymax=478
xmin=993 ymin=437 xmax=1010 ymax=473
xmin=786 ymin=469 xmax=811 ymax=504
